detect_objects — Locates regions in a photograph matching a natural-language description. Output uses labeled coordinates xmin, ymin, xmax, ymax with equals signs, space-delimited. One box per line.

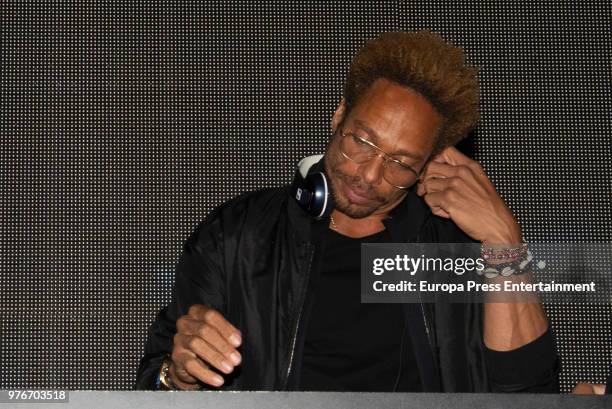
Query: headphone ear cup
xmin=304 ymin=172 xmax=332 ymax=219
xmin=291 ymin=169 xmax=333 ymax=219
xmin=290 ymin=155 xmax=335 ymax=219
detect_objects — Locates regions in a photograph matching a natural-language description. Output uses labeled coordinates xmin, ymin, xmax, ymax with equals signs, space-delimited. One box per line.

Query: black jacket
xmin=135 ymin=177 xmax=559 ymax=392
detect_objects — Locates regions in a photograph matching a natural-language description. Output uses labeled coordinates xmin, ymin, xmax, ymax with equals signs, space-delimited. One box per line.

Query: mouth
xmin=341 ymin=179 xmax=378 ymax=205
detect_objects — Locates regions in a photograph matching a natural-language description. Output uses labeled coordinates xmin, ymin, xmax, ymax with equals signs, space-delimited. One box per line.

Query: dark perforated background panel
xmin=1 ymin=1 xmax=610 ymax=392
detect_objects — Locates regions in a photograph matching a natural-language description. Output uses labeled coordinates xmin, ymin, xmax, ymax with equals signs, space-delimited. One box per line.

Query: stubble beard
xmin=329 ymin=166 xmax=388 ymax=219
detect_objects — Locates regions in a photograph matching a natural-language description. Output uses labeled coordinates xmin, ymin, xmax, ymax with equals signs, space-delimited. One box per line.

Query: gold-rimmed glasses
xmin=339 ymin=131 xmax=421 ymax=189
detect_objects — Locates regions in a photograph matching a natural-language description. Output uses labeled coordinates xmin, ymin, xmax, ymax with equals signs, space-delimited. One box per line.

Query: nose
xmin=359 ymin=153 xmax=385 ymax=186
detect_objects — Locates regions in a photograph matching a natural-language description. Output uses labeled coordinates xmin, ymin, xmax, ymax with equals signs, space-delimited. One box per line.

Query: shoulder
xmin=213 ymin=186 xmax=289 ymax=222
xmin=189 ymin=186 xmax=290 ymax=243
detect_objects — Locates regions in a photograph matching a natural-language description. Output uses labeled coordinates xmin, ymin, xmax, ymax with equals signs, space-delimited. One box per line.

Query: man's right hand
xmin=169 ymin=304 xmax=242 ymax=389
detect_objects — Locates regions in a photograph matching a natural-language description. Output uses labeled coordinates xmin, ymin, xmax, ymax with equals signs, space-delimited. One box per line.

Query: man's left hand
xmin=572 ymin=382 xmax=606 ymax=395
xmin=416 ymin=146 xmax=522 ymax=245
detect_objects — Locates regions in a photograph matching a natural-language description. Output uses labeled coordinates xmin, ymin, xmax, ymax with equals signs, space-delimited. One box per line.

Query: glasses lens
xmin=384 ymin=160 xmax=417 ymax=188
xmin=340 ymin=133 xmax=418 ymax=189
xmin=341 ymin=134 xmax=375 ymax=163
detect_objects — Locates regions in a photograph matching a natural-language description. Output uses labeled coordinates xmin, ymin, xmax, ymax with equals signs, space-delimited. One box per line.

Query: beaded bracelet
xmin=477 ymin=248 xmax=546 ymax=278
xmin=481 ymin=242 xmax=528 ymax=261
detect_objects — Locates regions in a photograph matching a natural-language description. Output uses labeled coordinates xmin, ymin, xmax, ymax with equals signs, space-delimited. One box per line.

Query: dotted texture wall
xmin=1 ymin=1 xmax=610 ymax=392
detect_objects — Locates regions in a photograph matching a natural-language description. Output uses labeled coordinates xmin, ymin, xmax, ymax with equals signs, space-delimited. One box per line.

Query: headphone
xmin=290 ymin=154 xmax=334 ymax=219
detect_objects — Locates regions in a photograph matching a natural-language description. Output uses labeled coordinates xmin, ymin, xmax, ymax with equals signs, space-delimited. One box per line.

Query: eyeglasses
xmin=339 ymin=131 xmax=421 ymax=189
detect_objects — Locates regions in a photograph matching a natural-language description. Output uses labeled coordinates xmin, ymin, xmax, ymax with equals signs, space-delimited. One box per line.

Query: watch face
xmin=158 ymin=358 xmax=173 ymax=390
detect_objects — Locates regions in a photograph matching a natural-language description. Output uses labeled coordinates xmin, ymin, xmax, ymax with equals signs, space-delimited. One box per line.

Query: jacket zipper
xmin=284 ymin=301 xmax=304 ymax=388
xmin=392 ymin=319 xmax=407 ymax=391
xmin=418 ymin=289 xmax=442 ymax=391
xmin=283 ymin=244 xmax=315 ymax=390
xmin=418 ymin=292 xmax=433 ymax=349
xmin=414 ymin=235 xmax=435 ymax=357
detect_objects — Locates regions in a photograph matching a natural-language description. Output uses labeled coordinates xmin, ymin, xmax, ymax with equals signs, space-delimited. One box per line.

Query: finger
xmin=424 ymin=161 xmax=484 ymax=182
xmin=180 ymin=318 xmax=242 ymax=365
xmin=422 ymin=161 xmax=455 ymax=179
xmin=171 ymin=349 xmax=206 ymax=385
xmin=591 ymin=384 xmax=606 ymax=395
xmin=432 ymin=153 xmax=446 ymax=164
xmin=422 ymin=189 xmax=460 ymax=217
xmin=189 ymin=305 xmax=242 ymax=347
xmin=170 ymin=357 xmax=199 ymax=385
xmin=417 ymin=188 xmax=450 ymax=217
xmin=423 ymin=174 xmax=485 ymax=198
xmin=572 ymin=383 xmax=592 ymax=395
xmin=418 ymin=158 xmax=441 ymax=181
xmin=419 ymin=177 xmax=460 ymax=197
xmin=176 ymin=332 xmax=236 ymax=375
xmin=419 ymin=161 xmax=488 ymax=181
xmin=417 ymin=196 xmax=451 ymax=217
xmin=183 ymin=356 xmax=225 ymax=387
xmin=437 ymin=146 xmax=474 ymax=167
xmin=416 ymin=181 xmax=425 ymax=196
xmin=431 ymin=206 xmax=451 ymax=218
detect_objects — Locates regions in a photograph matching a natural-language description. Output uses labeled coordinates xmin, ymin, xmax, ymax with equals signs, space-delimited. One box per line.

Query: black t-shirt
xmin=299 ymin=227 xmax=422 ymax=392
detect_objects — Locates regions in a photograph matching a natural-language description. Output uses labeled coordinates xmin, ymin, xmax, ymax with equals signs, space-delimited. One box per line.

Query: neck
xmin=330 ymin=209 xmax=388 ymax=238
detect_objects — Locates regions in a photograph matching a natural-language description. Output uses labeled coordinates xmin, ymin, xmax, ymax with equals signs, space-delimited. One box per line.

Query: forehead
xmin=347 ymin=78 xmax=442 ymax=156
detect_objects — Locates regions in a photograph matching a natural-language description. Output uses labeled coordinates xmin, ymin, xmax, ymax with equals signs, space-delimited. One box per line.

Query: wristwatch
xmin=158 ymin=355 xmax=177 ymax=390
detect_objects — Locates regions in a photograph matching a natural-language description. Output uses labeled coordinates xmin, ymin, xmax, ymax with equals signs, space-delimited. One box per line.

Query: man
xmin=135 ymin=31 xmax=559 ymax=392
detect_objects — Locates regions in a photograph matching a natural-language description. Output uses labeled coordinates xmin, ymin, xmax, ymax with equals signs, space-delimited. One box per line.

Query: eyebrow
xmin=353 ymin=120 xmax=424 ymax=161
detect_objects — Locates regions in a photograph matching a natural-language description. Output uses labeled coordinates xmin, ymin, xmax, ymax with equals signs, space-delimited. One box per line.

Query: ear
xmin=331 ymin=97 xmax=347 ymax=133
